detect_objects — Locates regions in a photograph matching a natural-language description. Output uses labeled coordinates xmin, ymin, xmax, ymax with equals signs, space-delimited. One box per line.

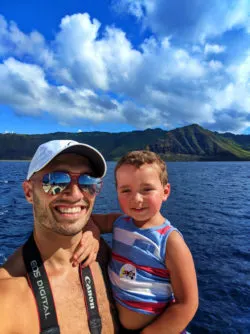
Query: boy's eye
xmin=143 ymin=188 xmax=154 ymax=192
xmin=120 ymin=189 xmax=131 ymax=193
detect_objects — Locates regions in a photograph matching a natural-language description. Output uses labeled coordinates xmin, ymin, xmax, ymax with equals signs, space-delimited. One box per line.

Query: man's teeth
xmin=58 ymin=207 xmax=82 ymax=213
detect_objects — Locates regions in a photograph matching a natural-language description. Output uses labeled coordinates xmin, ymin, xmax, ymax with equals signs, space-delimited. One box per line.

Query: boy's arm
xmin=91 ymin=213 xmax=122 ymax=234
xmin=142 ymin=231 xmax=199 ymax=334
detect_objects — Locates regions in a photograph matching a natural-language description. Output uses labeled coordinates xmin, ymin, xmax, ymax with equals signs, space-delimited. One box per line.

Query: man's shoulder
xmin=0 ymin=260 xmax=33 ymax=334
xmin=0 ymin=266 xmax=11 ymax=279
xmin=0 ymin=246 xmax=31 ymax=317
xmin=0 ymin=272 xmax=29 ymax=319
xmin=0 ymin=246 xmax=26 ymax=279
xmin=0 ymin=245 xmax=28 ymax=294
xmin=0 ymin=274 xmax=28 ymax=293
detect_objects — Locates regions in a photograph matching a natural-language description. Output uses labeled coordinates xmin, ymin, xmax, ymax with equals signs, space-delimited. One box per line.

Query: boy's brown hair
xmin=115 ymin=150 xmax=168 ymax=185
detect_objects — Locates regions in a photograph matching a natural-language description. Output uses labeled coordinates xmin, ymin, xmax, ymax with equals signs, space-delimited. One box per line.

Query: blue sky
xmin=0 ymin=0 xmax=250 ymax=134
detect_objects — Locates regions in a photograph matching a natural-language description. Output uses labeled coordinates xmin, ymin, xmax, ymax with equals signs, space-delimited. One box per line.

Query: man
xmin=0 ymin=140 xmax=118 ymax=333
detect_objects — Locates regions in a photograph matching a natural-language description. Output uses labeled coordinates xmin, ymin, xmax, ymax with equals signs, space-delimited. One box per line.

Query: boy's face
xmin=116 ymin=163 xmax=170 ymax=226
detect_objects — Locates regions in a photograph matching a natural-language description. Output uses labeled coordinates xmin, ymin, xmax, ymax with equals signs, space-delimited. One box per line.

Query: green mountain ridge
xmin=149 ymin=124 xmax=250 ymax=161
xmin=1 ymin=124 xmax=250 ymax=161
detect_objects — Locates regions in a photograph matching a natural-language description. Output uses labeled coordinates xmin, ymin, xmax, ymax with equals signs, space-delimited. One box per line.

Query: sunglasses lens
xmin=42 ymin=172 xmax=70 ymax=195
xmin=78 ymin=175 xmax=102 ymax=195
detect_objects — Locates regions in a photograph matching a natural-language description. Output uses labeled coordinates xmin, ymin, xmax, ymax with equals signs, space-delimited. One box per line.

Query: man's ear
xmin=22 ymin=180 xmax=34 ymax=204
xmin=163 ymin=183 xmax=171 ymax=201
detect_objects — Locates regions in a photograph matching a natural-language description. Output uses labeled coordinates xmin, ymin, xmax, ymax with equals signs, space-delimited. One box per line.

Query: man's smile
xmin=54 ymin=204 xmax=88 ymax=218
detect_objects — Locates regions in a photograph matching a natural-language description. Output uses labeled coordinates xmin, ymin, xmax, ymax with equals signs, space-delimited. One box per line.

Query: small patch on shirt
xmin=119 ymin=264 xmax=136 ymax=280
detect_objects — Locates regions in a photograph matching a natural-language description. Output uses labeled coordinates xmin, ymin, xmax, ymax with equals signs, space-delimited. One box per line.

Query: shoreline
xmin=0 ymin=159 xmax=30 ymax=162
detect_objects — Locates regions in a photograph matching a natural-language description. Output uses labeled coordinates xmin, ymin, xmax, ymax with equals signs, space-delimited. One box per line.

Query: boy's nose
xmin=133 ymin=192 xmax=143 ymax=203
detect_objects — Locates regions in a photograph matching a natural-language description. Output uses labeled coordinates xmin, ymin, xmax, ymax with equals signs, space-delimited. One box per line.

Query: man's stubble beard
xmin=32 ymin=190 xmax=93 ymax=237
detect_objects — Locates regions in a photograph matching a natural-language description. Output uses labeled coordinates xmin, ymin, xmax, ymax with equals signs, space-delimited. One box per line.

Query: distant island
xmin=1 ymin=124 xmax=250 ymax=161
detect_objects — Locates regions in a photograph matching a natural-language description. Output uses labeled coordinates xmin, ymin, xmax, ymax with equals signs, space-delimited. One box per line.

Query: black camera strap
xmin=22 ymin=233 xmax=102 ymax=334
xmin=79 ymin=265 xmax=102 ymax=334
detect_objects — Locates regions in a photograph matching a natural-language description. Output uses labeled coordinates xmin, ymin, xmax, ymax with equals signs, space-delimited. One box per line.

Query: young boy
xmin=76 ymin=151 xmax=198 ymax=333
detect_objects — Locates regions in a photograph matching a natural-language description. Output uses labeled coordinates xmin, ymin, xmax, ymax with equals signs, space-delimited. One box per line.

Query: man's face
xmin=23 ymin=153 xmax=96 ymax=236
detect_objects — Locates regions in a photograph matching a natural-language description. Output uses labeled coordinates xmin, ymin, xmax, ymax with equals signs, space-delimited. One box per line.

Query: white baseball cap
xmin=27 ymin=140 xmax=107 ymax=180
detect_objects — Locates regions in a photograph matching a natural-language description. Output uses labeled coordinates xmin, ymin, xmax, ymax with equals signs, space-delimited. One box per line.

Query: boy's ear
xmin=163 ymin=183 xmax=171 ymax=201
xmin=22 ymin=180 xmax=34 ymax=204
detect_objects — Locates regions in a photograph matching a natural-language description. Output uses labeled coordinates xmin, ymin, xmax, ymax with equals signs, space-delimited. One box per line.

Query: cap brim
xmin=62 ymin=144 xmax=106 ymax=178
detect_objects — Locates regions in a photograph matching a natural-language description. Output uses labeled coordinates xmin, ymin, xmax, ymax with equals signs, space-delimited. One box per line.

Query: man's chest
xmin=15 ymin=264 xmax=116 ymax=334
xmin=52 ymin=275 xmax=90 ymax=333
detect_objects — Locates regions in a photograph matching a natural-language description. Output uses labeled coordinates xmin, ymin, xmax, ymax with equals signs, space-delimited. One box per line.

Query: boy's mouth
xmin=131 ymin=207 xmax=146 ymax=212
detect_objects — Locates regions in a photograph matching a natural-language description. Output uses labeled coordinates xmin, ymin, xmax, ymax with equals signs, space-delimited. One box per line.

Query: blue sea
xmin=0 ymin=161 xmax=249 ymax=333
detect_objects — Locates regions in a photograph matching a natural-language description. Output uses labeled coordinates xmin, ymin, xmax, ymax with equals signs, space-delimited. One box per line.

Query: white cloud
xmin=113 ymin=0 xmax=145 ymax=19
xmin=208 ymin=60 xmax=223 ymax=71
xmin=115 ymin=0 xmax=250 ymax=42
xmin=0 ymin=58 xmax=49 ymax=114
xmin=4 ymin=130 xmax=15 ymax=134
xmin=209 ymin=52 xmax=250 ymax=115
xmin=227 ymin=51 xmax=250 ymax=85
xmin=207 ymin=51 xmax=250 ymax=132
xmin=204 ymin=44 xmax=225 ymax=54
xmin=0 ymin=57 xmax=121 ymax=123
xmin=54 ymin=13 xmax=107 ymax=89
xmin=0 ymin=15 xmax=54 ymax=67
xmin=53 ymin=13 xmax=142 ymax=92
xmin=192 ymin=45 xmax=202 ymax=53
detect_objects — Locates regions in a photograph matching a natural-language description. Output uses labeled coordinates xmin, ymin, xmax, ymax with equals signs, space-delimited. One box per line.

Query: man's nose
xmin=64 ymin=181 xmax=83 ymax=200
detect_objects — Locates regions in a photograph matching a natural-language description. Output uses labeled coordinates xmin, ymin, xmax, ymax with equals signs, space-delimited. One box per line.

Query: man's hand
xmin=71 ymin=217 xmax=100 ymax=267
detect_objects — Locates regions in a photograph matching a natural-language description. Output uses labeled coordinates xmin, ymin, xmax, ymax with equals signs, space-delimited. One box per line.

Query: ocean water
xmin=0 ymin=161 xmax=249 ymax=333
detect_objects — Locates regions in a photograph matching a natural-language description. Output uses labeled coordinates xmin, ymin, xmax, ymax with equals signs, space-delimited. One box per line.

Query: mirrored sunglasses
xmin=41 ymin=172 xmax=103 ymax=196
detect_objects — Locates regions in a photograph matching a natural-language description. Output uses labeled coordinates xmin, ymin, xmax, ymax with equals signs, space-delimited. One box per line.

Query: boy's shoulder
xmin=155 ymin=218 xmax=177 ymax=234
xmin=113 ymin=214 xmax=131 ymax=225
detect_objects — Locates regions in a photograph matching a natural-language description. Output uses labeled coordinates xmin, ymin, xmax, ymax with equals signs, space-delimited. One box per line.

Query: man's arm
xmin=73 ymin=213 xmax=121 ymax=265
xmin=142 ymin=231 xmax=199 ymax=334
xmin=0 ymin=281 xmax=12 ymax=333
xmin=91 ymin=213 xmax=122 ymax=234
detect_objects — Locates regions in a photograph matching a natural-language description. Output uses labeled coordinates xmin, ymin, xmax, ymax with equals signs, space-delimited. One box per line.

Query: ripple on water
xmin=0 ymin=209 xmax=8 ymax=216
xmin=232 ymin=249 xmax=250 ymax=261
